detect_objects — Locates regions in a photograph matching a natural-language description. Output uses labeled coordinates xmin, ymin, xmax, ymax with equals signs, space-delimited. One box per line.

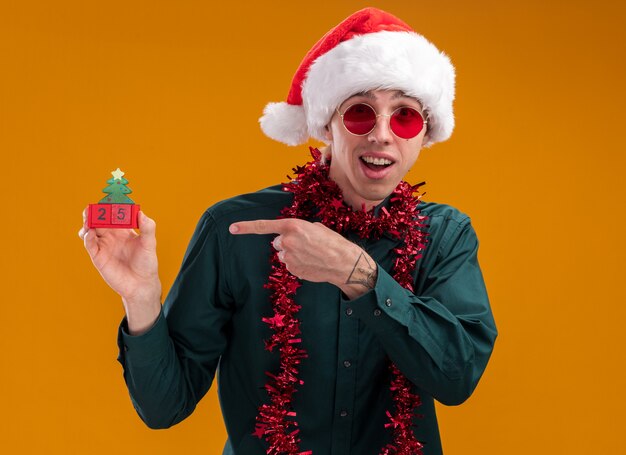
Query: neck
xmin=342 ymin=192 xmax=383 ymax=212
xmin=328 ymin=165 xmax=384 ymax=212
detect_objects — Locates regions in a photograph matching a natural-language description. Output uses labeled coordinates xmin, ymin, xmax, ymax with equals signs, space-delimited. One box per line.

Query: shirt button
xmin=385 ymin=298 xmax=392 ymax=307
xmin=340 ymin=410 xmax=348 ymax=417
xmin=346 ymin=307 xmax=353 ymax=316
xmin=373 ymin=308 xmax=382 ymax=316
xmin=124 ymin=345 xmax=129 ymax=352
xmin=343 ymin=360 xmax=351 ymax=368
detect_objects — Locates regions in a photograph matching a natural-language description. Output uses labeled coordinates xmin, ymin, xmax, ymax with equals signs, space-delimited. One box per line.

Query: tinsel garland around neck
xmin=253 ymin=147 xmax=429 ymax=455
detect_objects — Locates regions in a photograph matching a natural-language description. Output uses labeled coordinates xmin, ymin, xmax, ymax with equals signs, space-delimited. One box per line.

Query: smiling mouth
xmin=360 ymin=156 xmax=394 ymax=170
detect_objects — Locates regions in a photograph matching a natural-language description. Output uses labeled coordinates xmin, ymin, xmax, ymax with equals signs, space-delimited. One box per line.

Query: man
xmin=79 ymin=7 xmax=497 ymax=455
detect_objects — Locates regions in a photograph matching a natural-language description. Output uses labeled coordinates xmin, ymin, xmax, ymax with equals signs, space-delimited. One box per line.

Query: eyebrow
xmin=352 ymin=91 xmax=375 ymax=99
xmin=391 ymin=91 xmax=409 ymax=100
xmin=344 ymin=91 xmax=424 ymax=113
xmin=353 ymin=90 xmax=410 ymax=100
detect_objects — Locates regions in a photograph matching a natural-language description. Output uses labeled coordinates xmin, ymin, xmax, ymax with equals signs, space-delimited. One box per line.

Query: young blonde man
xmin=80 ymin=8 xmax=497 ymax=455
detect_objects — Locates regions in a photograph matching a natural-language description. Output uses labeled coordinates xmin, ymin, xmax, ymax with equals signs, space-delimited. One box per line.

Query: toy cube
xmin=88 ymin=204 xmax=140 ymax=229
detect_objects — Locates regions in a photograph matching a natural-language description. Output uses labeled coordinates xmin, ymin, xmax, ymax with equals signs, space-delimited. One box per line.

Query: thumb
xmin=138 ymin=211 xmax=157 ymax=245
xmin=83 ymin=228 xmax=99 ymax=260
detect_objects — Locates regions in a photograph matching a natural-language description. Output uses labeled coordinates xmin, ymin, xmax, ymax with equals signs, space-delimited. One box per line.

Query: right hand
xmin=79 ymin=207 xmax=162 ymax=334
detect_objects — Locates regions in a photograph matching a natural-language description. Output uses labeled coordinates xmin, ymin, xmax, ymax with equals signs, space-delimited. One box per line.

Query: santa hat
xmin=260 ymin=7 xmax=456 ymax=147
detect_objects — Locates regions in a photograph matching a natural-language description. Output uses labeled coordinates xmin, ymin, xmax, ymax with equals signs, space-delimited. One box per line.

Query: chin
xmin=359 ymin=187 xmax=393 ymax=205
xmin=361 ymin=179 xmax=397 ymax=196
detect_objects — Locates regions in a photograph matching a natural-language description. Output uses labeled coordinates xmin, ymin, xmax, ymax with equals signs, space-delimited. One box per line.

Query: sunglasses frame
xmin=336 ymin=102 xmax=428 ymax=139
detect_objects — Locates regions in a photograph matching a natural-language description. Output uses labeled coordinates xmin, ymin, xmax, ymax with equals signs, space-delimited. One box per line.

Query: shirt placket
xmin=329 ymin=290 xmax=360 ymax=454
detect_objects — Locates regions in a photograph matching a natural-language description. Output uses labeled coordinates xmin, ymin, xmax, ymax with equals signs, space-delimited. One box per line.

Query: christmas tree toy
xmin=88 ymin=168 xmax=140 ymax=229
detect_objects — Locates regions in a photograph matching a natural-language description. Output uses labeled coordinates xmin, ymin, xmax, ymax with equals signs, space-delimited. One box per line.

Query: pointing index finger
xmin=229 ymin=219 xmax=292 ymax=235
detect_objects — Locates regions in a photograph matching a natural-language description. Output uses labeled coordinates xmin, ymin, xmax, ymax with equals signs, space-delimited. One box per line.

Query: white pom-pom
xmin=259 ymin=102 xmax=308 ymax=146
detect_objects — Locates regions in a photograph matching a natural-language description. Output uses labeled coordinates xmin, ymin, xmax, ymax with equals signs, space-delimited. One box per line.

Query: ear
xmin=323 ymin=123 xmax=333 ymax=142
xmin=318 ymin=145 xmax=332 ymax=162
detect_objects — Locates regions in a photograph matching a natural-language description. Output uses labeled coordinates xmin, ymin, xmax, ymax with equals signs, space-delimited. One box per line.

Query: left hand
xmin=229 ymin=218 xmax=376 ymax=298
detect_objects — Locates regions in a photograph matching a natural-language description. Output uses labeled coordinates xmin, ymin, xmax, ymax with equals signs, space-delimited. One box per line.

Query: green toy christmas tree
xmin=99 ymin=168 xmax=135 ymax=204
xmin=88 ymin=167 xmax=140 ymax=229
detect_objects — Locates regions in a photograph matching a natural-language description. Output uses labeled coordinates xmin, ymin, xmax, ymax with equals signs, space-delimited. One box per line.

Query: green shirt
xmin=117 ymin=185 xmax=497 ymax=455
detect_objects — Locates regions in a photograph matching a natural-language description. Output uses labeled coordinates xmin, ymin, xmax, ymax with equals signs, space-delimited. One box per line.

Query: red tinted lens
xmin=342 ymin=103 xmax=376 ymax=135
xmin=390 ymin=107 xmax=424 ymax=139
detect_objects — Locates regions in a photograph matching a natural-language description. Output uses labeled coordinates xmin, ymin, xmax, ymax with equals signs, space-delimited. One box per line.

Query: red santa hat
xmin=260 ymin=7 xmax=456 ymax=147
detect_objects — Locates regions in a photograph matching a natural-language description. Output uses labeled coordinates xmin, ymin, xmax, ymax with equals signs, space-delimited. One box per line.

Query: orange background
xmin=1 ymin=0 xmax=625 ymax=453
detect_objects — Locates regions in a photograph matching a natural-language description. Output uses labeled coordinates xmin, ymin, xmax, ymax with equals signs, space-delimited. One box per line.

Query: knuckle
xmin=291 ymin=218 xmax=306 ymax=228
xmin=281 ymin=236 xmax=293 ymax=249
xmin=283 ymin=260 xmax=296 ymax=273
xmin=279 ymin=219 xmax=292 ymax=232
xmin=289 ymin=220 xmax=305 ymax=234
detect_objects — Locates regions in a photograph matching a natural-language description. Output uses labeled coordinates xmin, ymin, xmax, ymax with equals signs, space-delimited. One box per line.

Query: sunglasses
xmin=336 ymin=103 xmax=427 ymax=139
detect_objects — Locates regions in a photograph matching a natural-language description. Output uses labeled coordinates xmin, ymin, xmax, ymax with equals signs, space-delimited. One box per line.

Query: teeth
xmin=361 ymin=156 xmax=392 ymax=165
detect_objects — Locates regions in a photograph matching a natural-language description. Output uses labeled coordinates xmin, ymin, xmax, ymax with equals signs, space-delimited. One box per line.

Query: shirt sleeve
xmin=116 ymin=210 xmax=233 ymax=428
xmin=349 ymin=218 xmax=497 ymax=406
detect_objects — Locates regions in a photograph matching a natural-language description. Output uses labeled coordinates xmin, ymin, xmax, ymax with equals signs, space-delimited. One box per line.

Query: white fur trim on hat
xmin=302 ymin=31 xmax=455 ymax=147
xmin=259 ymin=102 xmax=308 ymax=146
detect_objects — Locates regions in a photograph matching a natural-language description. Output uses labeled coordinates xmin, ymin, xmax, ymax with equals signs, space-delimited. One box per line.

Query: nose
xmin=367 ymin=114 xmax=393 ymax=145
